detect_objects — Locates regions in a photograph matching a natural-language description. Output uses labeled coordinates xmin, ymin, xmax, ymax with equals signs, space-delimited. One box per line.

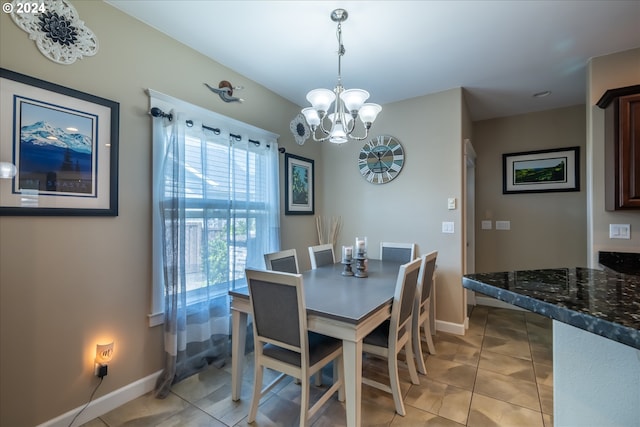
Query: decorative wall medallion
xmin=10 ymin=0 xmax=98 ymax=65
xmin=290 ymin=114 xmax=310 ymax=145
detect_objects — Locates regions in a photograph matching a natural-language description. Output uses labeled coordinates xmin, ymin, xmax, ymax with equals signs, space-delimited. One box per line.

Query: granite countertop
xmin=463 ymin=267 xmax=640 ymax=350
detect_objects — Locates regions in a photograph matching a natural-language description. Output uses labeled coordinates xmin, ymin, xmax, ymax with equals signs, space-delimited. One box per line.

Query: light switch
xmin=609 ymin=224 xmax=631 ymax=239
xmin=495 ymin=220 xmax=510 ymax=230
xmin=447 ymin=198 xmax=456 ymax=210
xmin=481 ymin=220 xmax=492 ymax=230
xmin=442 ymin=221 xmax=455 ymax=233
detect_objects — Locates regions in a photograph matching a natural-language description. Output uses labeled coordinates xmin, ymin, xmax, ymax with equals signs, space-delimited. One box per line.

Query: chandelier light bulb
xmin=302 ymin=107 xmax=321 ymax=126
xmin=340 ymin=89 xmax=369 ymax=113
xmin=306 ymin=88 xmax=335 ymax=114
xmin=358 ymin=103 xmax=383 ymax=125
xmin=329 ymin=120 xmax=348 ymax=144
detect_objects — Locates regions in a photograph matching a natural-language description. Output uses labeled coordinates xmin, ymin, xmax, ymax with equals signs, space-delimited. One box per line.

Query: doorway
xmin=464 ymin=139 xmax=476 ymax=324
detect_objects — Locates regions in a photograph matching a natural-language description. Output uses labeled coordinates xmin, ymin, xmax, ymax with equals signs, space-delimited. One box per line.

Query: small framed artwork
xmin=503 ymin=146 xmax=579 ymax=194
xmin=285 ymin=153 xmax=314 ymax=215
xmin=0 ymin=68 xmax=119 ymax=216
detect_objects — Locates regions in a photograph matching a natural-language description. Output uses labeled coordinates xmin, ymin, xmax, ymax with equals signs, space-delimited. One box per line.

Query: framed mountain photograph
xmin=0 ymin=68 xmax=119 ymax=215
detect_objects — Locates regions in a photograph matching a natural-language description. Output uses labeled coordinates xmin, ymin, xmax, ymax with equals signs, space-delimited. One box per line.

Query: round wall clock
xmin=358 ymin=135 xmax=405 ymax=184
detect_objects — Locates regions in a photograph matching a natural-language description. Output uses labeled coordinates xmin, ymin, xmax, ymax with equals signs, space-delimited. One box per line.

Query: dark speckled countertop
xmin=598 ymin=251 xmax=640 ymax=276
xmin=463 ymin=265 xmax=640 ymax=350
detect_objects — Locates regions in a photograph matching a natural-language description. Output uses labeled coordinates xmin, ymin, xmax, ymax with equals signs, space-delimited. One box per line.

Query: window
xmin=149 ymin=90 xmax=280 ymax=326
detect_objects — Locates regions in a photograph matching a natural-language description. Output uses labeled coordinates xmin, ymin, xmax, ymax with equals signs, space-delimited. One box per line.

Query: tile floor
xmin=81 ymin=306 xmax=553 ymax=426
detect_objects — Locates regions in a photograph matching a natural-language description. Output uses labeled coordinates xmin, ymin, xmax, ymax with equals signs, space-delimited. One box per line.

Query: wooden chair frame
xmin=412 ymin=251 xmax=438 ymax=375
xmin=246 ymin=268 xmax=344 ymax=426
xmin=308 ymin=243 xmax=335 ymax=269
xmin=264 ymin=248 xmax=300 ymax=274
xmin=361 ymin=257 xmax=421 ymax=416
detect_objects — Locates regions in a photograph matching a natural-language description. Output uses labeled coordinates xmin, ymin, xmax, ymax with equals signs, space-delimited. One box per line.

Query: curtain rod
xmin=149 ymin=106 xmax=285 ymax=153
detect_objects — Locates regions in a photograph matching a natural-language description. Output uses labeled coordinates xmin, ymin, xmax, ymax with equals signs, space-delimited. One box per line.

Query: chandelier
xmin=301 ymin=9 xmax=382 ymax=144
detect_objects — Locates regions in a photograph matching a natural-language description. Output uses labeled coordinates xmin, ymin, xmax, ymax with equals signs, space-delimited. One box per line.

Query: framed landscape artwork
xmin=0 ymin=68 xmax=119 ymax=216
xmin=284 ymin=153 xmax=314 ymax=215
xmin=503 ymin=146 xmax=579 ymax=194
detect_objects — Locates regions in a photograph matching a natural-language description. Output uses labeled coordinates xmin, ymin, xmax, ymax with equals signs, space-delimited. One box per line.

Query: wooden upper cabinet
xmin=597 ymin=85 xmax=640 ymax=210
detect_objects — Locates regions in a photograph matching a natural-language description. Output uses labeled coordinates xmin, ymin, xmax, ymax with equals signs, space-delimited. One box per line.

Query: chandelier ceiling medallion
xmin=301 ymin=9 xmax=382 ymax=144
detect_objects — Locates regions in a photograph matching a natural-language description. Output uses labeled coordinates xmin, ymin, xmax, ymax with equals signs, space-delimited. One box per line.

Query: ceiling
xmin=105 ymin=1 xmax=640 ymax=121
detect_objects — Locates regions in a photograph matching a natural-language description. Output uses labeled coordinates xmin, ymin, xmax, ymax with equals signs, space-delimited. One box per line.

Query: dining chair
xmin=380 ymin=242 xmax=417 ymax=263
xmin=361 ymin=257 xmax=421 ymax=416
xmin=307 ymin=243 xmax=337 ymax=385
xmin=308 ymin=243 xmax=335 ymax=269
xmin=245 ymin=268 xmax=345 ymax=426
xmin=264 ymin=248 xmax=300 ymax=274
xmin=412 ymin=250 xmax=438 ymax=375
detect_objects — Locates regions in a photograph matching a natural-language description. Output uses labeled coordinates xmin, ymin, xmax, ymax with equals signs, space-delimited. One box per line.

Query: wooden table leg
xmin=231 ymin=308 xmax=247 ymax=401
xmin=342 ymin=339 xmax=362 ymax=427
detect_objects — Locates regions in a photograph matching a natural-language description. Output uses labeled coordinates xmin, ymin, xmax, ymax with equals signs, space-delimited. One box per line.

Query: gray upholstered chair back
xmin=418 ymin=251 xmax=438 ymax=303
xmin=308 ymin=244 xmax=335 ymax=269
xmin=412 ymin=250 xmax=438 ymax=375
xmin=264 ymin=249 xmax=299 ymax=274
xmin=390 ymin=258 xmax=421 ymax=342
xmin=380 ymin=242 xmax=417 ymax=263
xmin=247 ymin=270 xmax=302 ymax=349
xmin=314 ymin=249 xmax=334 ymax=267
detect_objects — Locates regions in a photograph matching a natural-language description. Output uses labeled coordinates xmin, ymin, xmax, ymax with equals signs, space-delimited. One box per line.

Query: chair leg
xmin=423 ymin=318 xmax=436 ymax=355
xmin=314 ymin=371 xmax=323 ymax=386
xmin=413 ymin=322 xmax=427 ymax=375
xmin=414 ymin=312 xmax=437 ymax=375
xmin=388 ymin=351 xmax=406 ymax=416
xmin=405 ymin=335 xmax=420 ymax=385
xmin=248 ymin=364 xmax=264 ymax=423
xmin=299 ymin=375 xmax=311 ymax=427
xmin=336 ymin=355 xmax=345 ymax=402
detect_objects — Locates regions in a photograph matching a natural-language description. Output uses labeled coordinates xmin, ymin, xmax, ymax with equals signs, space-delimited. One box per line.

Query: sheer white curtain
xmin=151 ymin=106 xmax=280 ymax=397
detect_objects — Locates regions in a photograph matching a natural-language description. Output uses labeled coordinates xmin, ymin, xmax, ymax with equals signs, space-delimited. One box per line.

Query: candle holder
xmin=355 ymin=237 xmax=367 ymax=258
xmin=341 ymin=259 xmax=354 ymax=276
xmin=354 ymin=255 xmax=368 ymax=278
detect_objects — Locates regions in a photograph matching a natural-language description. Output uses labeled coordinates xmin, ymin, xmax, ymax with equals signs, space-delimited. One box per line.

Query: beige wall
xmin=7 ymin=2 xmax=633 ymax=426
xmin=319 ymin=88 xmax=468 ymax=327
xmin=0 ymin=2 xmax=316 ymax=425
xmin=587 ymin=48 xmax=640 ymax=266
xmin=473 ymin=106 xmax=588 ymax=272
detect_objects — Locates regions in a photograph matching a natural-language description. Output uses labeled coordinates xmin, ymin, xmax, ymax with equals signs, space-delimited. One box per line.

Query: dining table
xmin=229 ymin=259 xmax=403 ymax=427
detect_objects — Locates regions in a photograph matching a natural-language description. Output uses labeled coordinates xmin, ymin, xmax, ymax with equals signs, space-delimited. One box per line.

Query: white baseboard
xmin=37 ymin=370 xmax=162 ymax=427
xmin=474 ymin=295 xmax=528 ymax=312
xmin=435 ymin=319 xmax=466 ymax=336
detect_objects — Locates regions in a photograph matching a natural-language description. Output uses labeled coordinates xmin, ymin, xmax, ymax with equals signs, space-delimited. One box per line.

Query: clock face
xmin=358 ymin=135 xmax=405 ymax=184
